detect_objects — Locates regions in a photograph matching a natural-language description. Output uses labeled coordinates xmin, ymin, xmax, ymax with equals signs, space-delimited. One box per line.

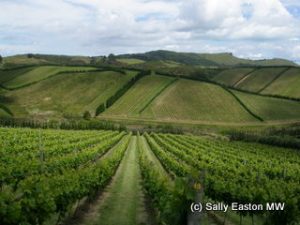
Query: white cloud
xmin=0 ymin=0 xmax=299 ymax=63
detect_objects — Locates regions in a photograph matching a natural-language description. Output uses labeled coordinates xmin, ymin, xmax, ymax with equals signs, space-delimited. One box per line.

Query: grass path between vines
xmin=77 ymin=136 xmax=153 ymax=225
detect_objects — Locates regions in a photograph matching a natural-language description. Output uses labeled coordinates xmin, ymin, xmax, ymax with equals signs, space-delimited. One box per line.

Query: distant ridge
xmin=2 ymin=50 xmax=297 ymax=68
xmin=118 ymin=50 xmax=297 ymax=67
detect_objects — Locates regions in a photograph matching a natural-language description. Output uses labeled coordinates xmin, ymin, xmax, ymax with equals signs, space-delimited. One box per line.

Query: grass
xmin=3 ymin=55 xmax=49 ymax=66
xmin=161 ymin=60 xmax=182 ymax=67
xmin=4 ymin=70 xmax=136 ymax=118
xmin=2 ymin=66 xmax=98 ymax=89
xmin=212 ymin=68 xmax=254 ymax=86
xmin=236 ymin=67 xmax=287 ymax=92
xmin=0 ymin=67 xmax=35 ymax=84
xmin=117 ymin=58 xmax=145 ymax=65
xmin=140 ymin=79 xmax=257 ymax=122
xmin=139 ymin=135 xmax=170 ymax=178
xmin=93 ymin=136 xmax=150 ymax=225
xmin=0 ymin=108 xmax=11 ymax=118
xmin=102 ymin=75 xmax=175 ymax=117
xmin=233 ymin=90 xmax=300 ymax=121
xmin=262 ymin=68 xmax=300 ymax=98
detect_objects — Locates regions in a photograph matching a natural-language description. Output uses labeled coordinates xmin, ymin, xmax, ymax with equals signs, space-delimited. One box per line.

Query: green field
xmin=0 ymin=67 xmax=35 ymax=84
xmin=3 ymin=55 xmax=49 ymax=66
xmin=102 ymin=75 xmax=176 ymax=117
xmin=212 ymin=68 xmax=254 ymax=86
xmin=262 ymin=68 xmax=300 ymax=98
xmin=4 ymin=70 xmax=136 ymax=118
xmin=117 ymin=58 xmax=145 ymax=65
xmin=1 ymin=127 xmax=299 ymax=225
xmin=236 ymin=67 xmax=287 ymax=92
xmin=104 ymin=78 xmax=258 ymax=122
xmin=233 ymin=90 xmax=300 ymax=121
xmin=1 ymin=66 xmax=98 ymax=89
xmin=0 ymin=108 xmax=11 ymax=118
xmin=141 ymin=80 xmax=259 ymax=122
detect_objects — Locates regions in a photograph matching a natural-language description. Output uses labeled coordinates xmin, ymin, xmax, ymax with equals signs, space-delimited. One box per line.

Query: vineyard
xmin=1 ymin=127 xmax=299 ymax=225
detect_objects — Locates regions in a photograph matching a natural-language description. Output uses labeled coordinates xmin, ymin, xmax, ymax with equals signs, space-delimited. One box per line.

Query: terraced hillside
xmin=233 ymin=90 xmax=300 ymax=121
xmin=3 ymin=70 xmax=137 ymax=118
xmin=261 ymin=68 xmax=300 ymax=98
xmin=102 ymin=77 xmax=258 ymax=123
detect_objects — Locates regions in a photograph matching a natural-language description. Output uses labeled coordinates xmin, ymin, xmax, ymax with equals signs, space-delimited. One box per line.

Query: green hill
xmin=4 ymin=70 xmax=136 ymax=118
xmin=101 ymin=77 xmax=258 ymax=123
xmin=3 ymin=54 xmax=93 ymax=67
xmin=235 ymin=67 xmax=288 ymax=92
xmin=1 ymin=51 xmax=299 ymax=126
xmin=102 ymin=75 xmax=176 ymax=117
xmin=1 ymin=66 xmax=98 ymax=89
xmin=118 ymin=50 xmax=219 ymax=66
xmin=0 ymin=67 xmax=35 ymax=84
xmin=212 ymin=68 xmax=255 ymax=86
xmin=3 ymin=55 xmax=49 ymax=66
xmin=233 ymin=90 xmax=300 ymax=121
xmin=118 ymin=50 xmax=297 ymax=67
xmin=0 ymin=108 xmax=12 ymax=118
xmin=262 ymin=68 xmax=300 ymax=98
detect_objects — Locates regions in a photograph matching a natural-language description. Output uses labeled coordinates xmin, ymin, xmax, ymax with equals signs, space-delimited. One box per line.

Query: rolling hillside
xmin=118 ymin=50 xmax=297 ymax=67
xmin=0 ymin=108 xmax=11 ymax=118
xmin=103 ymin=75 xmax=176 ymax=118
xmin=3 ymin=70 xmax=136 ymax=118
xmin=262 ymin=68 xmax=300 ymax=98
xmin=102 ymin=77 xmax=258 ymax=123
xmin=233 ymin=91 xmax=300 ymax=121
xmin=0 ymin=52 xmax=300 ymax=125
xmin=235 ymin=67 xmax=288 ymax=92
xmin=212 ymin=68 xmax=255 ymax=86
xmin=1 ymin=66 xmax=98 ymax=89
xmin=0 ymin=67 xmax=34 ymax=84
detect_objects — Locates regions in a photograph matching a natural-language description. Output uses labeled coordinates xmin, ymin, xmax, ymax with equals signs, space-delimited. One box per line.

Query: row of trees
xmin=94 ymin=69 xmax=151 ymax=116
xmin=0 ymin=117 xmax=128 ymax=131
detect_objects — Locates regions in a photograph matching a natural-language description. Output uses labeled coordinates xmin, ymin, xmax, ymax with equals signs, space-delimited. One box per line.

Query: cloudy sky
xmin=0 ymin=0 xmax=300 ymax=63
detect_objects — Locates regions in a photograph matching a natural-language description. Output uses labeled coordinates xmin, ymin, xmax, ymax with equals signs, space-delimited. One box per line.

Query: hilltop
xmin=118 ymin=50 xmax=297 ymax=67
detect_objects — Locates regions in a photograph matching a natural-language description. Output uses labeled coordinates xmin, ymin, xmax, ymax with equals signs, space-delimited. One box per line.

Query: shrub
xmin=83 ymin=111 xmax=92 ymax=120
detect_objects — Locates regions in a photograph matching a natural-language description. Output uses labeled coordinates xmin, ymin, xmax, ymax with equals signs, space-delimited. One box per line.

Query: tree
xmin=107 ymin=54 xmax=116 ymax=64
xmin=83 ymin=111 xmax=92 ymax=120
xmin=0 ymin=55 xmax=2 ymax=64
xmin=90 ymin=57 xmax=97 ymax=65
xmin=95 ymin=103 xmax=105 ymax=116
